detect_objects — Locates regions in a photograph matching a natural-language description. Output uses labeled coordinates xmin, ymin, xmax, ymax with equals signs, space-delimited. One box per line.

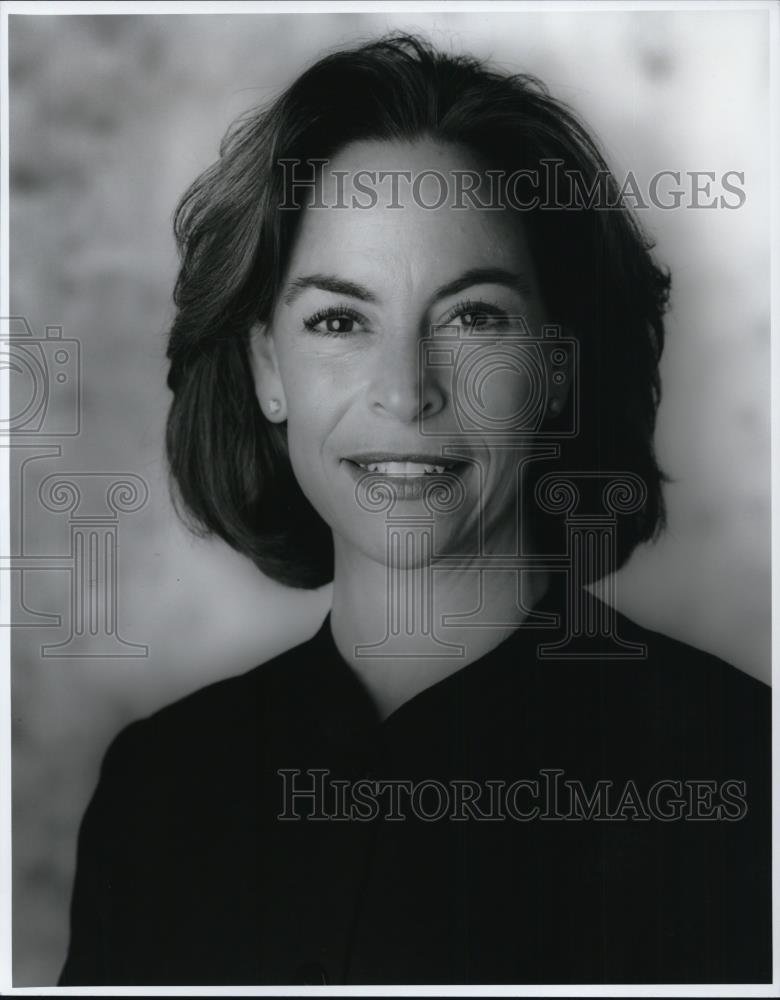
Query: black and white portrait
xmin=3 ymin=3 xmax=775 ymax=990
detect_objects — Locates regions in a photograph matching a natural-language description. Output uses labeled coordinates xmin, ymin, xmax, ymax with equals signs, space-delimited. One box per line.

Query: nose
xmin=368 ymin=329 xmax=445 ymax=423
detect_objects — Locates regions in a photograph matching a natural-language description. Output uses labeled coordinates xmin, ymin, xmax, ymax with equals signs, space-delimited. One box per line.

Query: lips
xmin=355 ymin=460 xmax=445 ymax=475
xmin=344 ymin=452 xmax=464 ymax=473
xmin=341 ymin=451 xmax=470 ymax=501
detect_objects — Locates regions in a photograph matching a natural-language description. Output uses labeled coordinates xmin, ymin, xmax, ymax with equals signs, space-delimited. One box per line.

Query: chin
xmin=337 ymin=513 xmax=481 ymax=571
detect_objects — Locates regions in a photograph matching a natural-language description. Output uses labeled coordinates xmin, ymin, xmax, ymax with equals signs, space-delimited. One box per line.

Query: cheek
xmin=458 ymin=359 xmax=540 ymax=430
xmin=283 ymin=409 xmax=330 ymax=519
xmin=280 ymin=356 xmax=347 ymax=466
xmin=279 ymin=343 xmax=362 ymax=424
xmin=480 ymin=368 xmax=533 ymax=415
xmin=285 ymin=397 xmax=326 ymax=464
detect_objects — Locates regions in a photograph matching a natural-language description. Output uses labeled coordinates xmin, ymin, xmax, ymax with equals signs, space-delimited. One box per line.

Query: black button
xmin=294 ymin=961 xmax=328 ymax=985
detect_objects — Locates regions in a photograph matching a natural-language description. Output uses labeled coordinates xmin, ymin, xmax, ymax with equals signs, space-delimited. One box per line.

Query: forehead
xmin=285 ymin=138 xmax=534 ymax=291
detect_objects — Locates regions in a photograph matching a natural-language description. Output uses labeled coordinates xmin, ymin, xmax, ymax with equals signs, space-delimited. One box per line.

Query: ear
xmin=249 ymin=321 xmax=287 ymax=423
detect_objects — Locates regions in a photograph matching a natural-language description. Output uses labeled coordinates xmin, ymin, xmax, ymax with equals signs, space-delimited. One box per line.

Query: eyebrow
xmin=282 ymin=267 xmax=532 ymax=307
xmin=283 ymin=274 xmax=378 ymax=306
xmin=431 ymin=267 xmax=533 ymax=302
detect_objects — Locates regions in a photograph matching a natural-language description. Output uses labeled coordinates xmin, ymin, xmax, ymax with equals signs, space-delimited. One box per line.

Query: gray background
xmin=8 ymin=9 xmax=771 ymax=985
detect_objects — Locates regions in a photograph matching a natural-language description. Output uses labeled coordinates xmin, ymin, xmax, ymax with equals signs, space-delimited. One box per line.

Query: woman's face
xmin=252 ymin=138 xmax=565 ymax=568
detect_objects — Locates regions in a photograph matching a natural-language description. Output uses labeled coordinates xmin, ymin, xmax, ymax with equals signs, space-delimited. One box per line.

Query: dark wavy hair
xmin=164 ymin=32 xmax=671 ymax=589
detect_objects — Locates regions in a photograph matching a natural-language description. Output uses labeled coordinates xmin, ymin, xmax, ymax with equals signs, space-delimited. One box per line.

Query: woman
xmin=59 ymin=33 xmax=771 ymax=985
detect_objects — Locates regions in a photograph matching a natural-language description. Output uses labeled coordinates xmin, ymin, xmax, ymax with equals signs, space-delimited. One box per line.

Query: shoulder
xmin=609 ymin=597 xmax=769 ymax=699
xmin=599 ymin=597 xmax=770 ymax=768
xmin=98 ymin=622 xmax=326 ymax=791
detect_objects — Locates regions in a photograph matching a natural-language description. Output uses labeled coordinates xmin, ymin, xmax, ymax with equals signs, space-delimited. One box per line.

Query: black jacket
xmin=59 ymin=590 xmax=771 ymax=985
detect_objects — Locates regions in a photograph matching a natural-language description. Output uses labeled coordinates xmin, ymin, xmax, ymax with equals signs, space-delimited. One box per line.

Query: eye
xmin=303 ymin=305 xmax=367 ymax=337
xmin=441 ymin=299 xmax=510 ymax=332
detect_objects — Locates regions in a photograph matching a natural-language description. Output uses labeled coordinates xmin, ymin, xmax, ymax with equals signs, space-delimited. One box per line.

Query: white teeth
xmin=357 ymin=461 xmax=446 ymax=475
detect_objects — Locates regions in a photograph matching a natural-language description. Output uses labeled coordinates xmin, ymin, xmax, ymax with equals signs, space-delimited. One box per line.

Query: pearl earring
xmin=268 ymin=398 xmax=282 ymax=415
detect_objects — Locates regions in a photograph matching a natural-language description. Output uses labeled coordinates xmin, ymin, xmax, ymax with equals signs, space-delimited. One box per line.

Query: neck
xmin=329 ymin=536 xmax=549 ymax=721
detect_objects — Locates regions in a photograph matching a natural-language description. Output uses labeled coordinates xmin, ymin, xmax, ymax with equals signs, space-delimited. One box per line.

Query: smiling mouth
xmin=343 ymin=453 xmax=465 ymax=476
